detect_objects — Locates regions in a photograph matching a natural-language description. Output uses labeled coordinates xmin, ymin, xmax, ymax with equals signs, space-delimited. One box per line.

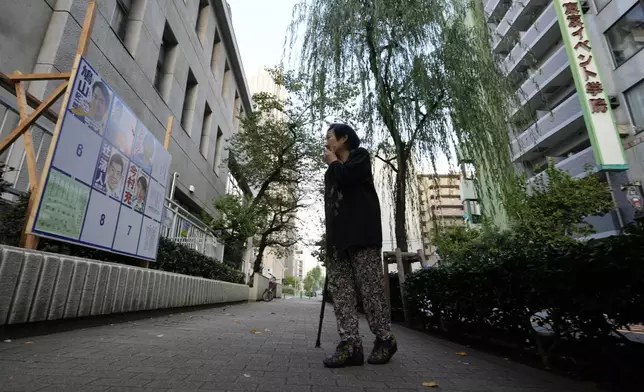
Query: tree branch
xmin=365 ymin=16 xmax=401 ymax=146
xmin=375 ymin=154 xmax=398 ymax=173
xmin=406 ymin=90 xmax=445 ymax=156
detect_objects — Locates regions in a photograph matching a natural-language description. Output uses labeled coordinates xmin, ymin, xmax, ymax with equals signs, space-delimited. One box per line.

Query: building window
xmin=605 ymin=3 xmax=644 ymax=67
xmin=214 ymin=127 xmax=224 ymax=174
xmin=181 ymin=69 xmax=198 ymax=135
xmin=625 ymin=79 xmax=644 ymax=128
xmin=154 ymin=24 xmax=178 ymax=97
xmin=233 ymin=91 xmax=241 ymax=129
xmin=200 ymin=103 xmax=213 ymax=157
xmin=111 ymin=0 xmax=132 ymax=42
xmin=222 ymin=61 xmax=232 ymax=99
xmin=211 ymin=31 xmax=223 ymax=75
xmin=196 ymin=0 xmax=209 ymax=42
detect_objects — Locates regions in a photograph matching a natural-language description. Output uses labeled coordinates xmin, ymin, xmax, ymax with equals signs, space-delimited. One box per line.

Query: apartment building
xmin=483 ymin=0 xmax=644 ymax=237
xmin=0 ymin=1 xmax=252 ymax=258
xmin=418 ymin=174 xmax=464 ymax=265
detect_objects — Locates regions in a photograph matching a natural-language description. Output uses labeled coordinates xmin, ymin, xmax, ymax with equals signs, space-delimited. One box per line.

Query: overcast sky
xmin=229 ymin=0 xmax=299 ymax=77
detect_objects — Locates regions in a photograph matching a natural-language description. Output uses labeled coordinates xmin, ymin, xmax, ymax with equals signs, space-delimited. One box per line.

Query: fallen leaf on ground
xmin=422 ymin=381 xmax=439 ymax=388
xmin=456 ymin=352 xmax=468 ymax=356
xmin=250 ymin=330 xmax=262 ymax=334
xmin=24 ymin=342 xmax=34 ymax=344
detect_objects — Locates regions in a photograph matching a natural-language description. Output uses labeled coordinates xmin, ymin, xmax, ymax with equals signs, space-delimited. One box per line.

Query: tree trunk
xmin=253 ymin=233 xmax=269 ymax=273
xmin=394 ymin=153 xmax=409 ymax=252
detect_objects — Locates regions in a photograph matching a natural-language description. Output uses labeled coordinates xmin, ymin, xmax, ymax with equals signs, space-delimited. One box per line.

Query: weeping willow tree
xmin=289 ymin=0 xmax=527 ymax=251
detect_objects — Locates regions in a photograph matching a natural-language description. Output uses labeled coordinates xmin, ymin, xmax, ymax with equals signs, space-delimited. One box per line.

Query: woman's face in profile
xmin=326 ymin=130 xmax=346 ymax=153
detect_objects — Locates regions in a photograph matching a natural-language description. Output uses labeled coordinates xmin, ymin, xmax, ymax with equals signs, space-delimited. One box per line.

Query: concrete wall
xmin=248 ymin=273 xmax=282 ymax=301
xmin=0 ymin=0 xmax=252 ymax=218
xmin=0 ymin=245 xmax=249 ymax=326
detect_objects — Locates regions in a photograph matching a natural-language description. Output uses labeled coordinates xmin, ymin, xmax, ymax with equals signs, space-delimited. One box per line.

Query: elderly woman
xmin=322 ymin=123 xmax=397 ymax=368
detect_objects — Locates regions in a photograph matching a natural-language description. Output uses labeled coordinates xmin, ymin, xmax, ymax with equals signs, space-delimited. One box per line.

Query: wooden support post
xmin=0 ymin=82 xmax=68 ymax=156
xmin=14 ymin=77 xmax=39 ymax=189
xmin=164 ymin=115 xmax=174 ymax=149
xmin=395 ymin=248 xmax=411 ymax=326
xmin=14 ymin=75 xmax=41 ymax=249
xmin=7 ymin=73 xmax=71 ymax=82
xmin=0 ymin=73 xmax=62 ymax=124
xmin=76 ymin=1 xmax=97 ymax=57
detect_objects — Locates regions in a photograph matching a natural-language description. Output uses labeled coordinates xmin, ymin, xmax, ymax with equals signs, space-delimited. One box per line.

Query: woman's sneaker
xmin=323 ymin=340 xmax=364 ymax=368
xmin=367 ymin=335 xmax=397 ymax=365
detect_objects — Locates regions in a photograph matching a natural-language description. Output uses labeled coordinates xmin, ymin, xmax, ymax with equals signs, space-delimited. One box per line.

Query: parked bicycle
xmin=262 ymin=277 xmax=277 ymax=302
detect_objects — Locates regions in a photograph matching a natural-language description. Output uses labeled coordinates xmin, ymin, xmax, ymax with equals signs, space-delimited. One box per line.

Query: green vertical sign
xmin=553 ymin=0 xmax=628 ymax=171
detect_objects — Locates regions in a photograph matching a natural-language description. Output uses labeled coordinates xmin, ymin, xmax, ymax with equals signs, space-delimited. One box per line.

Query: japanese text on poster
xmin=29 ymin=57 xmax=173 ymax=261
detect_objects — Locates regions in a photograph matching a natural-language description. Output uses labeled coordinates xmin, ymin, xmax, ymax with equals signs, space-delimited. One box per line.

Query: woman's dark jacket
xmin=324 ymin=147 xmax=382 ymax=256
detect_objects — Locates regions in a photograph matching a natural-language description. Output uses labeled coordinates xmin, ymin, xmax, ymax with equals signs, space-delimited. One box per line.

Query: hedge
xmin=403 ymin=225 xmax=644 ymax=385
xmin=0 ymin=194 xmax=244 ymax=284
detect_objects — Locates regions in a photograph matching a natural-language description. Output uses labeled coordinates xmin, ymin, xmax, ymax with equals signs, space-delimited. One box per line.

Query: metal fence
xmin=160 ymin=198 xmax=223 ymax=260
xmin=0 ymin=86 xmax=223 ymax=261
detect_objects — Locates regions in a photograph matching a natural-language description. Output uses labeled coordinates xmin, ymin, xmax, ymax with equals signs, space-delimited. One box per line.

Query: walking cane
xmin=315 ymin=275 xmax=329 ymax=348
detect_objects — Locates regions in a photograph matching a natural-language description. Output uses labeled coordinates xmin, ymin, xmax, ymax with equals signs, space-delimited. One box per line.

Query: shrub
xmin=404 ymin=226 xmax=644 ymax=367
xmin=0 ymin=193 xmax=244 ymax=284
xmin=282 ymin=287 xmax=295 ymax=295
xmin=155 ymin=238 xmax=244 ymax=284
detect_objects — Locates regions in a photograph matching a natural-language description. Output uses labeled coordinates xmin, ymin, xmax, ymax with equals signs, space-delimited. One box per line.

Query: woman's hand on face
xmin=324 ymin=147 xmax=338 ymax=164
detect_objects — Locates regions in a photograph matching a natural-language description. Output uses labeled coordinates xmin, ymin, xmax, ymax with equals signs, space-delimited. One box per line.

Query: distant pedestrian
xmin=322 ymin=123 xmax=397 ymax=368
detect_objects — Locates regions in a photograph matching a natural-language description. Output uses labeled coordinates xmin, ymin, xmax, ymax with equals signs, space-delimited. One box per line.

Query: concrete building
xmin=295 ymin=251 xmax=304 ymax=282
xmin=0 ymin=0 xmax=252 ymax=259
xmin=482 ymin=0 xmax=644 ymax=237
xmin=261 ymin=249 xmax=286 ymax=283
xmin=417 ymin=174 xmax=464 ymax=265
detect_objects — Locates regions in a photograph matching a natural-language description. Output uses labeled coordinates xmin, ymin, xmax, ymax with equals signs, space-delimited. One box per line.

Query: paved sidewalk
xmin=0 ymin=298 xmax=598 ymax=392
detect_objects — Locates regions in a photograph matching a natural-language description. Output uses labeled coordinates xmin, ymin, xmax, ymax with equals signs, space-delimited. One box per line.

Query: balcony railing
xmin=512 ymin=43 xmax=571 ymax=116
xmin=503 ymin=3 xmax=560 ymax=77
xmin=485 ymin=0 xmax=510 ymax=23
xmin=493 ymin=0 xmax=550 ymax=55
xmin=512 ymin=93 xmax=584 ymax=161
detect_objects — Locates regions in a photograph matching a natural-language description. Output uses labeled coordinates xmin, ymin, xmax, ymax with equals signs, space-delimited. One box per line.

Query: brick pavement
xmin=0 ymin=298 xmax=599 ymax=392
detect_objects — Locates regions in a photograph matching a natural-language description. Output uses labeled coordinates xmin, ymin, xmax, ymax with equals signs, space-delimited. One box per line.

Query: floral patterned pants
xmin=328 ymin=247 xmax=392 ymax=343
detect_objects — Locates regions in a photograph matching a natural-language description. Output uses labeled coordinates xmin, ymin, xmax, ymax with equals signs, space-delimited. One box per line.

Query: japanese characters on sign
xmin=554 ymin=0 xmax=627 ymax=170
xmin=561 ymin=2 xmax=607 ymax=113
xmin=29 ymin=57 xmax=173 ymax=261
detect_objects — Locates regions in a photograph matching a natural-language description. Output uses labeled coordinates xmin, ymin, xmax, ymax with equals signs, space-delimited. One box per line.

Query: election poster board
xmin=28 ymin=57 xmax=172 ymax=261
